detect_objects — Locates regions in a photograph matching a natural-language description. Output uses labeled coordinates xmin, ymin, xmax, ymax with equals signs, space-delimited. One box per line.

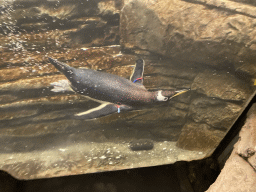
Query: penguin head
xmin=156 ymin=91 xmax=169 ymax=101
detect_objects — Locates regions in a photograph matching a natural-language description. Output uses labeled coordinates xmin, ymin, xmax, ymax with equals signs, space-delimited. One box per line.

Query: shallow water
xmin=0 ymin=0 xmax=255 ymax=179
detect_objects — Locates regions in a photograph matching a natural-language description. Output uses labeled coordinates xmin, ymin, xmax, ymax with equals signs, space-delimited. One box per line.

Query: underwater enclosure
xmin=0 ymin=0 xmax=255 ymax=180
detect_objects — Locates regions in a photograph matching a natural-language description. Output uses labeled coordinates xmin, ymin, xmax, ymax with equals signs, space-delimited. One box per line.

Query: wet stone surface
xmin=129 ymin=139 xmax=154 ymax=151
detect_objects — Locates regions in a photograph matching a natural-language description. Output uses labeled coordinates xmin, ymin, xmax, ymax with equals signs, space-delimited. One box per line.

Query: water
xmin=0 ymin=0 xmax=255 ymax=179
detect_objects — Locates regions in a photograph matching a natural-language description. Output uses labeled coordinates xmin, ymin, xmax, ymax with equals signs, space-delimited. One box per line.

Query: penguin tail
xmin=48 ymin=57 xmax=73 ymax=74
xmin=50 ymin=79 xmax=74 ymax=93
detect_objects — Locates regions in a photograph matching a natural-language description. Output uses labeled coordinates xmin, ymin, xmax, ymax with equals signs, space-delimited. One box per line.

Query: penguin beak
xmin=169 ymin=88 xmax=190 ymax=99
xmin=161 ymin=88 xmax=190 ymax=100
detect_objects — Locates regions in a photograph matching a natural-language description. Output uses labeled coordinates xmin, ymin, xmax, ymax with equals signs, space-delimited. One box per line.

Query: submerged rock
xmin=120 ymin=0 xmax=256 ymax=67
xmin=129 ymin=106 xmax=188 ymax=125
xmin=176 ymin=122 xmax=224 ymax=153
xmin=0 ymin=109 xmax=38 ymax=121
xmin=1 ymin=0 xmax=121 ymax=48
xmin=234 ymin=62 xmax=256 ymax=82
xmin=189 ymin=97 xmax=242 ymax=129
xmin=129 ymin=139 xmax=154 ymax=151
xmin=191 ymin=69 xmax=252 ymax=101
xmin=0 ymin=0 xmax=255 ymax=179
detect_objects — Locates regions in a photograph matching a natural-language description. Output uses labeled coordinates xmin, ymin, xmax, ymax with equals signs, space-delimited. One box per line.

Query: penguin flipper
xmin=130 ymin=59 xmax=145 ymax=85
xmin=73 ymin=103 xmax=133 ymax=119
xmin=50 ymin=79 xmax=74 ymax=92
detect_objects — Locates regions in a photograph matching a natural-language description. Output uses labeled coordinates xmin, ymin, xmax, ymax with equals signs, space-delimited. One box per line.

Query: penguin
xmin=48 ymin=57 xmax=189 ymax=119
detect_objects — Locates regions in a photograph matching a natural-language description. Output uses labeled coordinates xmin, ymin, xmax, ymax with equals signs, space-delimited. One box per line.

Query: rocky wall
xmin=206 ymin=103 xmax=256 ymax=192
xmin=120 ymin=0 xmax=256 ymax=153
xmin=1 ymin=0 xmax=121 ymax=48
xmin=120 ymin=0 xmax=256 ymax=78
xmin=0 ymin=0 xmax=255 ymax=179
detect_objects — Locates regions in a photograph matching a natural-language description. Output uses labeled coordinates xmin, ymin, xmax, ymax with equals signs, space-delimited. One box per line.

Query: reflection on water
xmin=0 ymin=0 xmax=255 ymax=179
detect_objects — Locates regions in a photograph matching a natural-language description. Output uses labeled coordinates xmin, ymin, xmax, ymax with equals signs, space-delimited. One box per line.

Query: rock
xmin=0 ymin=94 xmax=90 ymax=109
xmin=248 ymin=155 xmax=256 ymax=170
xmin=0 ymin=75 xmax=66 ymax=93
xmin=235 ymin=103 xmax=256 ymax=168
xmin=171 ymin=102 xmax=190 ymax=111
xmin=0 ymin=46 xmax=136 ymax=84
xmin=0 ymin=46 xmax=136 ymax=100
xmin=129 ymin=139 xmax=154 ymax=151
xmin=120 ymin=0 xmax=256 ymax=67
xmin=234 ymin=62 xmax=256 ymax=83
xmin=149 ymin=59 xmax=201 ymax=81
xmin=207 ymin=151 xmax=256 ymax=192
xmin=98 ymin=1 xmax=120 ymax=16
xmin=129 ymin=106 xmax=187 ymax=125
xmin=0 ymin=140 xmax=205 ymax=179
xmin=144 ymin=75 xmax=192 ymax=90
xmin=192 ymin=0 xmax=256 ymax=17
xmin=120 ymin=0 xmax=166 ymax=54
xmin=176 ymin=122 xmax=224 ymax=152
xmin=149 ymin=126 xmax=183 ymax=141
xmin=229 ymin=0 xmax=256 ymax=6
xmin=0 ymin=64 xmax=57 ymax=82
xmin=68 ymin=17 xmax=120 ymax=47
xmin=106 ymin=65 xmax=133 ymax=79
xmin=1 ymin=0 xmax=121 ymax=48
xmin=191 ymin=69 xmax=252 ymax=101
xmin=140 ymin=59 xmax=199 ymax=90
xmin=0 ymin=95 xmax=18 ymax=104
xmin=0 ymin=119 xmax=82 ymax=137
xmin=189 ymin=97 xmax=242 ymax=129
xmin=0 ymin=109 xmax=38 ymax=121
xmin=206 ymin=103 xmax=256 ymax=192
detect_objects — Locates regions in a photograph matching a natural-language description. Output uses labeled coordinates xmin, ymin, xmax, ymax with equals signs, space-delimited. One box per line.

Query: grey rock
xmin=149 ymin=126 xmax=183 ymax=141
xmin=0 ymin=75 xmax=65 ymax=92
xmin=176 ymin=122 xmax=224 ymax=152
xmin=0 ymin=109 xmax=38 ymax=121
xmin=150 ymin=59 xmax=201 ymax=81
xmin=191 ymin=69 xmax=252 ymax=101
xmin=191 ymin=0 xmax=256 ymax=17
xmin=0 ymin=94 xmax=90 ymax=117
xmin=234 ymin=62 xmax=256 ymax=82
xmin=0 ymin=95 xmax=18 ymax=104
xmin=0 ymin=119 xmax=82 ymax=137
xmin=129 ymin=106 xmax=188 ymax=125
xmin=189 ymin=97 xmax=242 ymax=129
xmin=144 ymin=75 xmax=192 ymax=90
xmin=120 ymin=0 xmax=166 ymax=54
xmin=120 ymin=0 xmax=256 ymax=67
xmin=129 ymin=139 xmax=154 ymax=151
xmin=1 ymin=0 xmax=121 ymax=47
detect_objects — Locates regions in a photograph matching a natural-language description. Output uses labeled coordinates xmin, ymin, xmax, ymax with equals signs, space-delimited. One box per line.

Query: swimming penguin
xmin=48 ymin=57 xmax=189 ymax=119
